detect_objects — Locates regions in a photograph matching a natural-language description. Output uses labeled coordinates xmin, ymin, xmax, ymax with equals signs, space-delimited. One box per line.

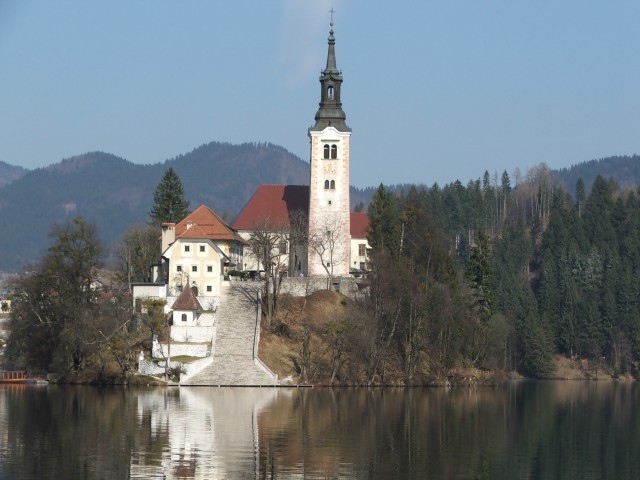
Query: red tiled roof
xmin=172 ymin=286 xmax=202 ymax=311
xmin=233 ymin=184 xmax=369 ymax=238
xmin=232 ymin=185 xmax=309 ymax=230
xmin=175 ymin=205 xmax=245 ymax=243
xmin=350 ymin=212 xmax=369 ymax=239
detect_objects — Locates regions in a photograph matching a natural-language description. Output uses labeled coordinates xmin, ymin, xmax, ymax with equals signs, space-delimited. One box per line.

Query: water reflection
xmin=0 ymin=382 xmax=639 ymax=479
xmin=130 ymin=388 xmax=282 ymax=479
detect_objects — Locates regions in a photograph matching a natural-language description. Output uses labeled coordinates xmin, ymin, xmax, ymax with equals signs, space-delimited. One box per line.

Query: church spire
xmin=310 ymin=13 xmax=350 ymax=132
xmin=325 ymin=11 xmax=338 ymax=73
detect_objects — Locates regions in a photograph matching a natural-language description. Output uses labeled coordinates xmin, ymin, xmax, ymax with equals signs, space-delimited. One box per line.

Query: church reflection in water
xmin=129 ymin=387 xmax=285 ymax=479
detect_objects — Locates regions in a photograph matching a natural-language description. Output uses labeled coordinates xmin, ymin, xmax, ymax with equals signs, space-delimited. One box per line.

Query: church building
xmin=233 ymin=20 xmax=368 ymax=277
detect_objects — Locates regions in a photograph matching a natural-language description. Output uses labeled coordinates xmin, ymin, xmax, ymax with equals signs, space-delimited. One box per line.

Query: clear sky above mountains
xmin=1 ymin=1 xmax=639 ymax=188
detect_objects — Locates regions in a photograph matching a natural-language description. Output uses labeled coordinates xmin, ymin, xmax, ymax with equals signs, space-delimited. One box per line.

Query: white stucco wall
xmin=164 ymin=239 xmax=226 ymax=298
xmin=349 ymin=237 xmax=369 ymax=272
xmin=237 ymin=230 xmax=298 ymax=275
xmin=132 ymin=284 xmax=169 ymax=312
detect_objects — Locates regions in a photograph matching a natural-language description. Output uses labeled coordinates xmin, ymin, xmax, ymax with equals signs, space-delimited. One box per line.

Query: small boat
xmin=0 ymin=370 xmax=41 ymax=384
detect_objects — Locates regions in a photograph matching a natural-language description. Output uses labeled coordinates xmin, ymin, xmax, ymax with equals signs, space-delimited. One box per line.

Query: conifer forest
xmin=365 ymin=163 xmax=640 ymax=379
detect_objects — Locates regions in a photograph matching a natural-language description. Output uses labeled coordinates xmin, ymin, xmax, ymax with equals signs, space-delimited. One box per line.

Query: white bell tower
xmin=307 ymin=17 xmax=352 ymax=278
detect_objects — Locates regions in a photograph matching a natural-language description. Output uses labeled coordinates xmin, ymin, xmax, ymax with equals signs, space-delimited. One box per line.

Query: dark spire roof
xmin=325 ymin=27 xmax=338 ymax=73
xmin=310 ymin=20 xmax=350 ymax=133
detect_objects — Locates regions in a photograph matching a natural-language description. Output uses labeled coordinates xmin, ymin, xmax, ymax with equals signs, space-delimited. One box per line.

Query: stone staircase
xmin=181 ymin=283 xmax=278 ymax=386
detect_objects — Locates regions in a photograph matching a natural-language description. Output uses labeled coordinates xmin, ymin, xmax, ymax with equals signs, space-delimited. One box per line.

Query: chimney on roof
xmin=161 ymin=223 xmax=175 ymax=253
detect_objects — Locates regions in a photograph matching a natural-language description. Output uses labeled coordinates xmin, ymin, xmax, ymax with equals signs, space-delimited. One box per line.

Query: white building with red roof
xmin=159 ymin=205 xmax=246 ymax=304
xmin=133 ymin=204 xmax=246 ymax=313
xmin=232 ymin=185 xmax=369 ymax=277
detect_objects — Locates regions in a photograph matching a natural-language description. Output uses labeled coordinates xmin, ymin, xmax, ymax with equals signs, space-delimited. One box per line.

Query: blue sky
xmin=1 ymin=1 xmax=639 ymax=188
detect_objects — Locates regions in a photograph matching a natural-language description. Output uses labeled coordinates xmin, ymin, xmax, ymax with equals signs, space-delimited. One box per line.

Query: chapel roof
xmin=232 ymin=184 xmax=309 ymax=230
xmin=350 ymin=211 xmax=369 ymax=239
xmin=174 ymin=205 xmax=245 ymax=244
xmin=232 ymin=184 xmax=369 ymax=238
xmin=171 ymin=286 xmax=202 ymax=311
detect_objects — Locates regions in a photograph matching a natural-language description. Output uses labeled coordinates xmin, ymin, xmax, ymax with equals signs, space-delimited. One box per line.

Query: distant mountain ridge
xmin=554 ymin=154 xmax=640 ymax=195
xmin=0 ymin=160 xmax=28 ymax=187
xmin=0 ymin=142 xmax=310 ymax=272
xmin=0 ymin=146 xmax=637 ymax=273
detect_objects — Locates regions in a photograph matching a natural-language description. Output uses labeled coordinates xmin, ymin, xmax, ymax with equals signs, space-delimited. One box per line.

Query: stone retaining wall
xmin=279 ymin=276 xmax=366 ymax=299
xmin=152 ymin=339 xmax=211 ymax=358
xmin=138 ymin=356 xmax=213 ymax=380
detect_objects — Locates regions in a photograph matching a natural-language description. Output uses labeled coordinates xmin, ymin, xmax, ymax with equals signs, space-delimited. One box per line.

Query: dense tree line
xmin=537 ymin=176 xmax=640 ymax=374
xmin=365 ymin=167 xmax=640 ymax=378
xmin=4 ymin=218 xmax=157 ymax=381
xmin=363 ymin=185 xmax=504 ymax=382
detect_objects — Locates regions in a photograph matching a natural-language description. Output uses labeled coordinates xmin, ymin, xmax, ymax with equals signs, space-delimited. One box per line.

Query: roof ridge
xmin=172 ymin=286 xmax=203 ymax=311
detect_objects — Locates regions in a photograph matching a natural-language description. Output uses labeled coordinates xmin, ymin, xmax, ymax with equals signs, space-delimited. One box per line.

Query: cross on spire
xmin=330 ymin=8 xmax=335 ymax=28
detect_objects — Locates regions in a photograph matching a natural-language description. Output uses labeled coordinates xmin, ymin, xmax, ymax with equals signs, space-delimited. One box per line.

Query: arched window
xmin=181 ymin=313 xmax=187 ymax=322
xmin=324 ymin=180 xmax=330 ymax=190
xmin=328 ymin=86 xmax=334 ymax=99
xmin=330 ymin=180 xmax=335 ymax=189
xmin=323 ymin=144 xmax=330 ymax=159
xmin=331 ymin=144 xmax=337 ymax=159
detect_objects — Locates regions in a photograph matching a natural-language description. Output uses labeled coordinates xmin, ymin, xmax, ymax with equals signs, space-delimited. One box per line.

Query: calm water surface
xmin=0 ymin=382 xmax=638 ymax=479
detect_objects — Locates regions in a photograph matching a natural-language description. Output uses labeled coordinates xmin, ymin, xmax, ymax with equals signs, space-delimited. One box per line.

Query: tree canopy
xmin=5 ymin=217 xmax=146 ymax=379
xmin=148 ymin=167 xmax=190 ymax=225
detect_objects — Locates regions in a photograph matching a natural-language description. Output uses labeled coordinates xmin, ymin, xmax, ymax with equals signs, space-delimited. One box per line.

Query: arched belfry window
xmin=331 ymin=144 xmax=337 ymax=159
xmin=327 ymin=86 xmax=334 ymax=99
xmin=324 ymin=180 xmax=330 ymax=190
xmin=323 ymin=144 xmax=330 ymax=159
xmin=330 ymin=180 xmax=335 ymax=189
xmin=181 ymin=313 xmax=187 ymax=323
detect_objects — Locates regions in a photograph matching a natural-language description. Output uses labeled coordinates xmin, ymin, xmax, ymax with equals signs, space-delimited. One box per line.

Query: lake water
xmin=0 ymin=382 xmax=638 ymax=479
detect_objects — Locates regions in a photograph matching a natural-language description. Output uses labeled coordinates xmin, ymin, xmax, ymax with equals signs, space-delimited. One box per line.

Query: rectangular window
xmin=206 ymin=286 xmax=212 ymax=292
xmin=199 ymin=245 xmax=205 ymax=252
xmin=184 ymin=245 xmax=190 ymax=252
xmin=359 ymin=244 xmax=366 ymax=256
xmin=279 ymin=241 xmax=288 ymax=255
xmin=207 ymin=265 xmax=213 ymax=273
xmin=191 ymin=265 xmax=198 ymax=273
xmin=176 ymin=265 xmax=182 ymax=272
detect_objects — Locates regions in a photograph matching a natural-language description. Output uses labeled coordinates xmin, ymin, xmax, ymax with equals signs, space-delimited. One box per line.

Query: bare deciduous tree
xmin=308 ymin=213 xmax=349 ymax=288
xmin=249 ymin=219 xmax=291 ymax=326
xmin=116 ymin=225 xmax=161 ymax=291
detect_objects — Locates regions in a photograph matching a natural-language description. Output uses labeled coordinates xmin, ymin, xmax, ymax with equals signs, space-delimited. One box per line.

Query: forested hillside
xmin=0 ymin=142 xmax=310 ymax=272
xmin=555 ymin=154 xmax=640 ymax=195
xmin=360 ymin=164 xmax=640 ymax=379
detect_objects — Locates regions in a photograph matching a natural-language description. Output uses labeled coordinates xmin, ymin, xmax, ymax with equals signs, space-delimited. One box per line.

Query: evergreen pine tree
xmin=465 ymin=227 xmax=497 ymax=322
xmin=148 ymin=168 xmax=190 ymax=225
xmin=575 ymin=178 xmax=586 ymax=218
xmin=367 ymin=184 xmax=401 ymax=260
